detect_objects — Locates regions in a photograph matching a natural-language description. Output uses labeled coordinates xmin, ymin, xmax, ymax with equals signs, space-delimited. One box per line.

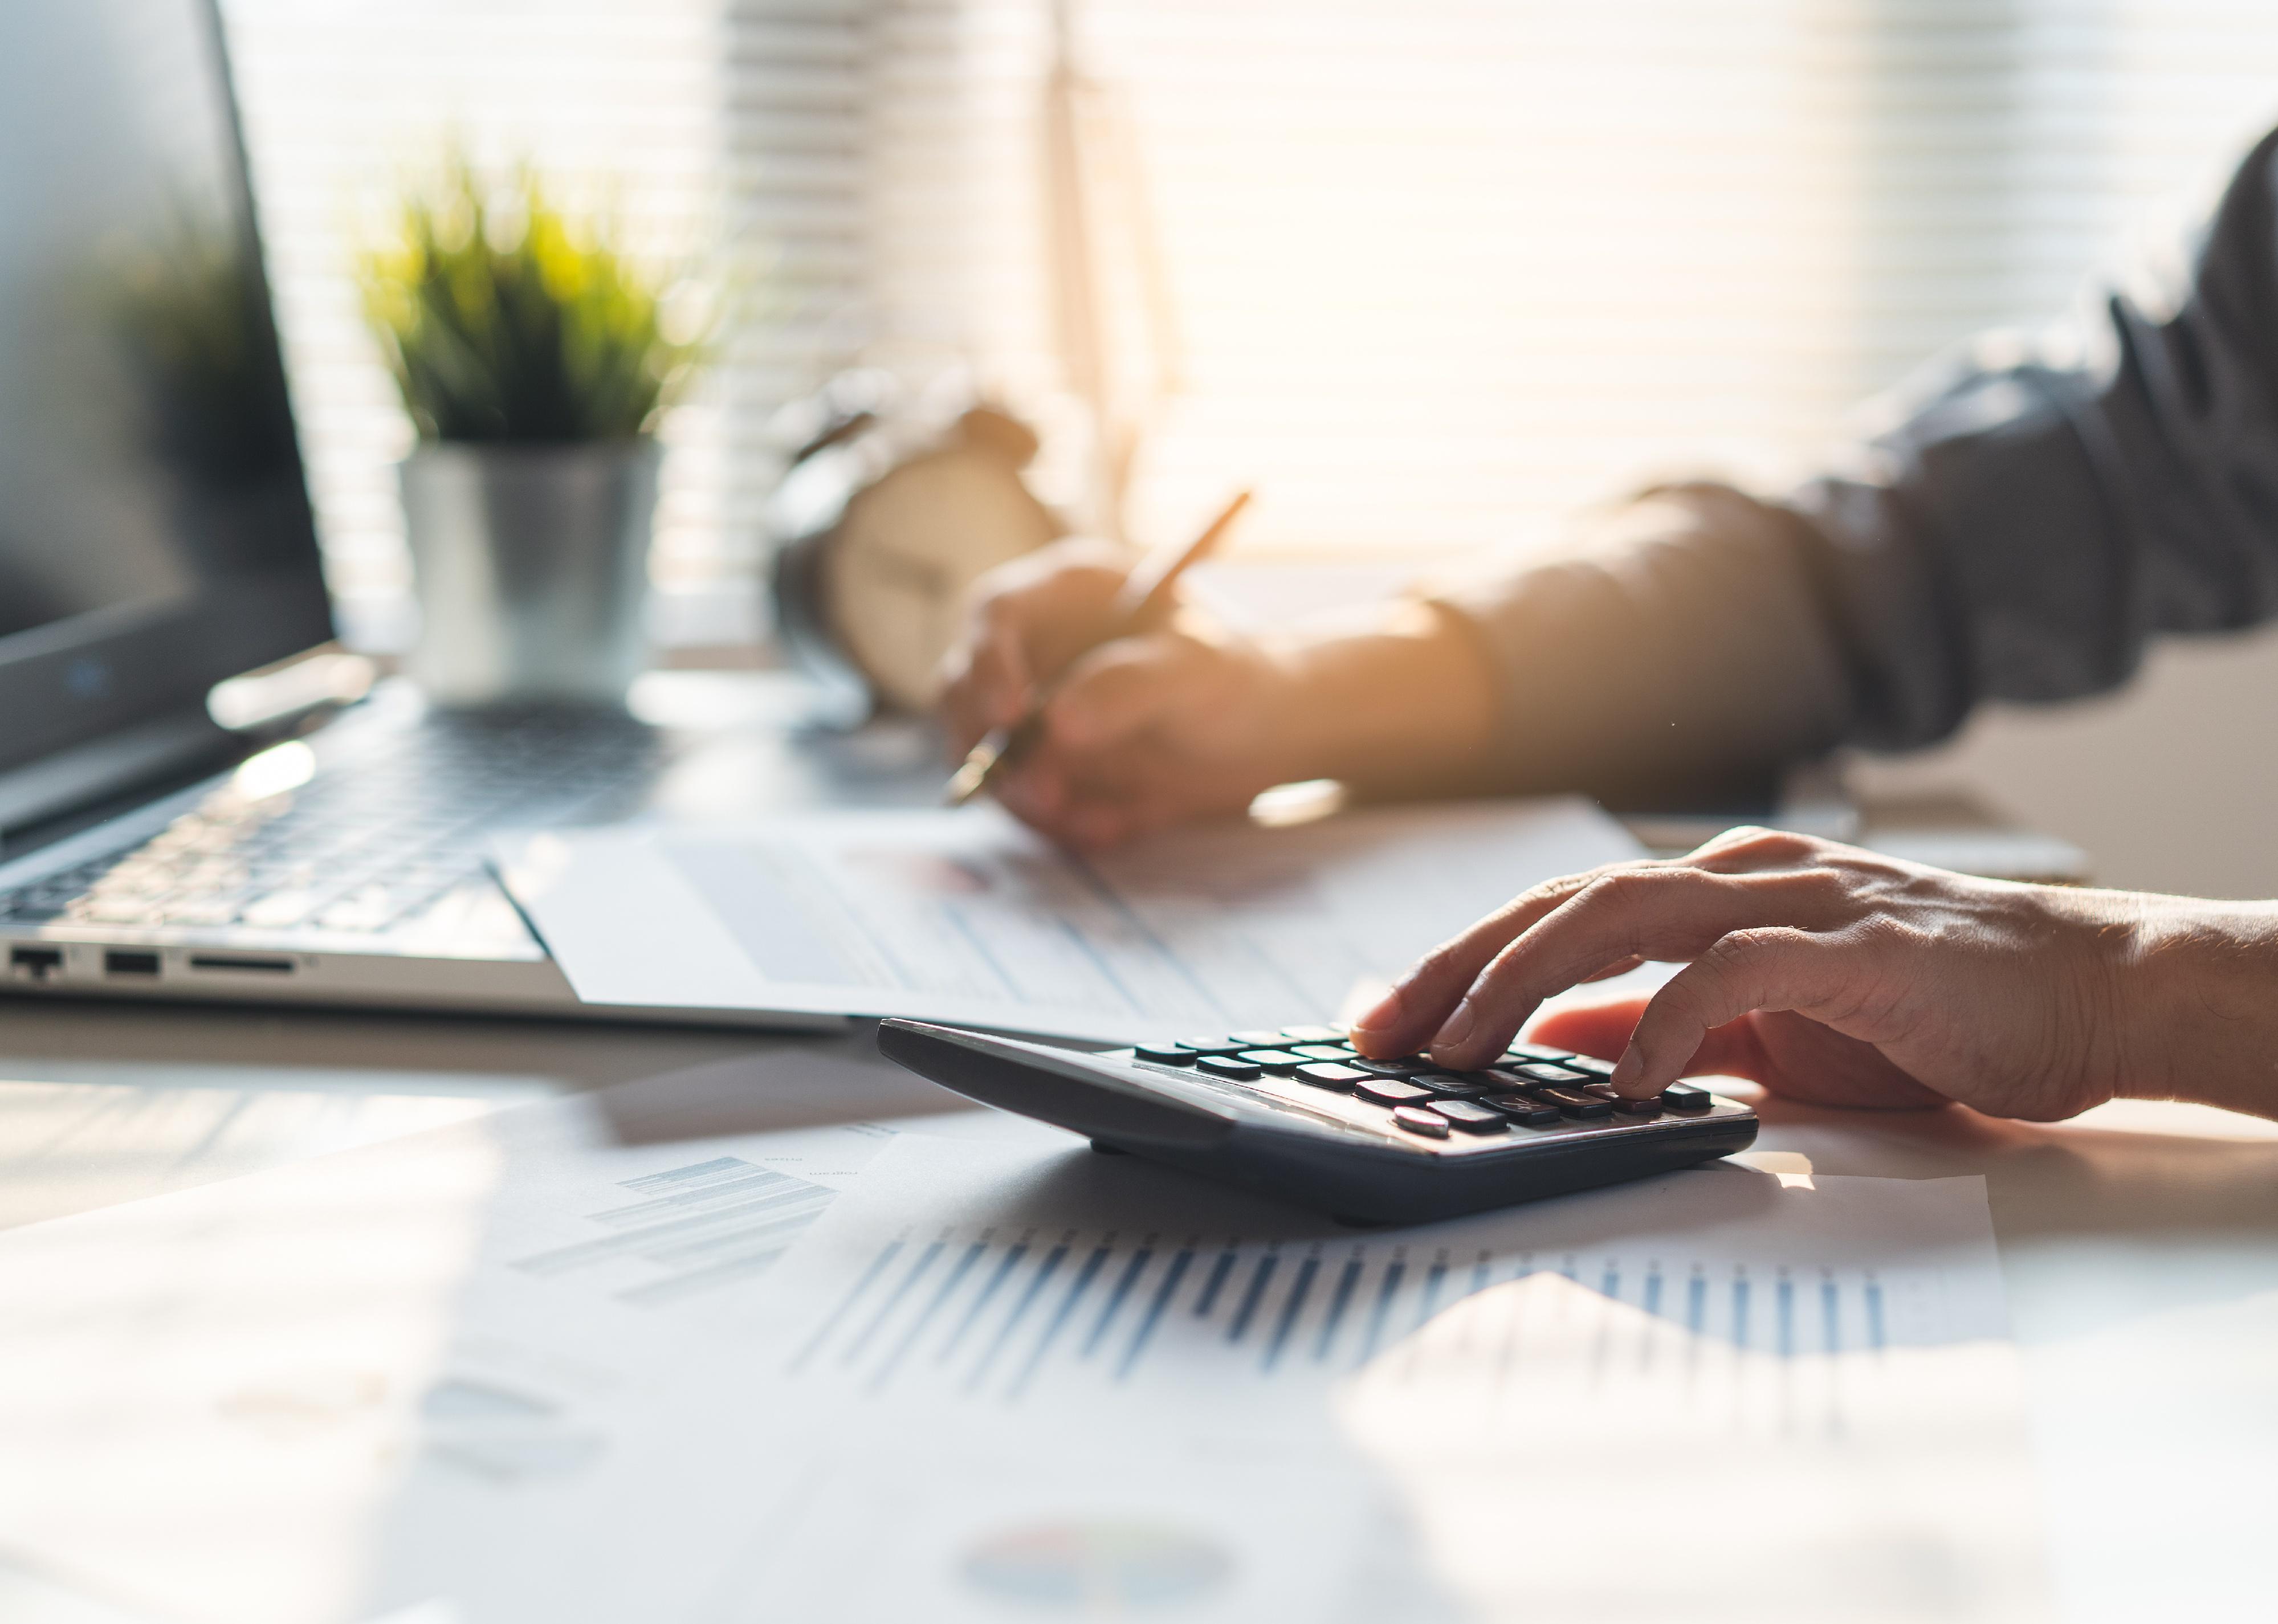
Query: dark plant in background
xmin=107 ymin=202 xmax=299 ymax=481
xmin=360 ymin=160 xmax=706 ymax=443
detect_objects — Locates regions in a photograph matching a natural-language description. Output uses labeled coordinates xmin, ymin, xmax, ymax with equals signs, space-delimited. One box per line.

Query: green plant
xmin=360 ymin=161 xmax=704 ymax=442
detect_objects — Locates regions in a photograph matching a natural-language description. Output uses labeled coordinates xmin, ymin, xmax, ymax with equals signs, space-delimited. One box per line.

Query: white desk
xmin=2 ymin=893 xmax=2273 ymax=1621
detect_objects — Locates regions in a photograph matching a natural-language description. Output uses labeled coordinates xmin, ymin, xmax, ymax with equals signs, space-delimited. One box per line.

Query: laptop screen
xmin=0 ymin=1 xmax=330 ymax=780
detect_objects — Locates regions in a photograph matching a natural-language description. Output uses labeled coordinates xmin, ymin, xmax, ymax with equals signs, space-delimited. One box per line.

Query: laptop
xmin=0 ymin=2 xmax=847 ymax=1027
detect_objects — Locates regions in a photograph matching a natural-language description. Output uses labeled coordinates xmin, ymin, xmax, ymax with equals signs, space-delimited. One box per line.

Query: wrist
xmin=2112 ymin=896 xmax=2278 ymax=1118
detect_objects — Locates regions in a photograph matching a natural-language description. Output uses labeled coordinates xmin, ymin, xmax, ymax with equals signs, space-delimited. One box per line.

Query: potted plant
xmin=360 ymin=161 xmax=705 ymax=704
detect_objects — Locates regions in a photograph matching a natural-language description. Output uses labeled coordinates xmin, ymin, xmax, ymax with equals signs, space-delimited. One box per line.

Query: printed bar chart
xmin=784 ymin=1220 xmax=1920 ymax=1406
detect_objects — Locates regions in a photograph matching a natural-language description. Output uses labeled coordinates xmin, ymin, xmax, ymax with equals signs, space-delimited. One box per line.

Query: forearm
xmin=1421 ymin=486 xmax=1856 ymax=807
xmin=1260 ymin=599 xmax=1502 ymax=798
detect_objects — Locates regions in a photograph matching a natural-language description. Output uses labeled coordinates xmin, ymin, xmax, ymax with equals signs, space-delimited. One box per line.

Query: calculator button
xmin=1612 ymin=1097 xmax=1662 ymax=1118
xmin=1661 ymin=1082 xmax=1714 ymax=1111
xmin=1483 ymin=1093 xmax=1563 ymax=1127
xmin=1278 ymin=1025 xmax=1345 ymax=1044
xmin=1561 ymin=1054 xmax=1618 ymax=1080
xmin=1195 ymin=1055 xmax=1264 ymax=1080
xmin=1289 ymin=1044 xmax=1354 ymax=1063
xmin=1135 ymin=1043 xmax=1197 ymax=1064
xmin=1238 ymin=1049 xmax=1306 ymax=1074
xmin=1295 ymin=1062 xmax=1367 ymax=1091
xmin=1408 ymin=1071 xmax=1495 ymax=1098
xmin=1355 ymin=1077 xmax=1433 ymax=1107
xmin=1228 ymin=1029 xmax=1287 ymax=1046
xmin=1537 ymin=1087 xmax=1614 ymax=1120
xmin=1350 ymin=1058 xmax=1428 ymax=1079
xmin=1509 ymin=1061 xmax=1593 ymax=1088
xmin=1429 ymin=1100 xmax=1509 ymax=1134
xmin=1505 ymin=1041 xmax=1576 ymax=1064
xmin=1391 ymin=1105 xmax=1450 ymax=1139
xmin=1175 ymin=1036 xmax=1249 ymax=1056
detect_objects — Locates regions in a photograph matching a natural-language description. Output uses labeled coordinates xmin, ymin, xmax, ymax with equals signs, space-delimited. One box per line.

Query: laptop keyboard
xmin=0 ymin=707 xmax=663 ymax=937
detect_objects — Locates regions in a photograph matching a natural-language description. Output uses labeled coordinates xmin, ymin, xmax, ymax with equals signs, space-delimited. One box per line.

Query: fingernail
xmin=1431 ymin=999 xmax=1476 ymax=1054
xmin=1609 ymin=1047 xmax=1645 ymax=1092
xmin=1350 ymin=985 xmax=1403 ymax=1043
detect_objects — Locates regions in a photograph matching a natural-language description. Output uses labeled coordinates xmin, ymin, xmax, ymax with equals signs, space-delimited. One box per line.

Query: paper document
xmin=0 ymin=1048 xmax=1024 ymax=1624
xmin=698 ymin=1137 xmax=2052 ymax=1623
xmin=496 ymin=798 xmax=1642 ymax=1040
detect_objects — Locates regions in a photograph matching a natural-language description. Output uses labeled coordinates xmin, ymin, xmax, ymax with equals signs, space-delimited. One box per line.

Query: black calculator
xmin=877 ymin=1019 xmax=1758 ymax=1225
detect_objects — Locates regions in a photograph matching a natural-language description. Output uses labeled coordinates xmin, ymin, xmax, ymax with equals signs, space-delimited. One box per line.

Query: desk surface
xmin=3 ymin=682 xmax=2272 ymax=1624
xmin=1 ymin=993 xmax=2272 ymax=1623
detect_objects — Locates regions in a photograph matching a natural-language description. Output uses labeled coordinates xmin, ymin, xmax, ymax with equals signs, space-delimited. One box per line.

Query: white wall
xmin=1848 ymin=627 xmax=2278 ymax=900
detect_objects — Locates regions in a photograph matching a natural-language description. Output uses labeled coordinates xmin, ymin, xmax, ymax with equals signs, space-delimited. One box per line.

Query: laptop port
xmin=9 ymin=945 xmax=63 ymax=980
xmin=186 ymin=954 xmax=294 ymax=975
xmin=103 ymin=949 xmax=161 ymax=977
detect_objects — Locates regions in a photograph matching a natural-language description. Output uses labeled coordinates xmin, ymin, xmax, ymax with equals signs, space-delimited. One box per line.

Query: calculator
xmin=876 ymin=1019 xmax=1758 ymax=1225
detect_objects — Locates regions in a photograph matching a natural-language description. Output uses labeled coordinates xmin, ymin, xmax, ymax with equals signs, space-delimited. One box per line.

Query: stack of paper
xmin=691 ymin=1137 xmax=2052 ymax=1623
xmin=0 ymin=1046 xmax=2050 ymax=1623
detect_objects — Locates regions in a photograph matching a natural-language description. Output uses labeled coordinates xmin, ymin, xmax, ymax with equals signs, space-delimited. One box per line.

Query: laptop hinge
xmin=0 ymin=708 xmax=239 ymax=844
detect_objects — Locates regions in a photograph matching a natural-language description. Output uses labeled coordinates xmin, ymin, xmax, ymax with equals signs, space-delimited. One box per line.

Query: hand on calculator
xmin=1351 ymin=826 xmax=2212 ymax=1124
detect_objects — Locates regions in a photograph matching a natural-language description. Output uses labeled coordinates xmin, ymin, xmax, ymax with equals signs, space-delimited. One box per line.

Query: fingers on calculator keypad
xmin=1129 ymin=1025 xmax=1718 ymax=1142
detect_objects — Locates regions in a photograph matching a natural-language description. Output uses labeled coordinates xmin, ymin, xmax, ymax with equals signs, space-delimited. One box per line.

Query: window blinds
xmin=218 ymin=0 xmax=2278 ymax=643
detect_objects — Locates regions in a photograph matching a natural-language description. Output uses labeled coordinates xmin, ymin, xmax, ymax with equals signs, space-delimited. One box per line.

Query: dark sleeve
xmin=1431 ymin=127 xmax=2278 ymax=805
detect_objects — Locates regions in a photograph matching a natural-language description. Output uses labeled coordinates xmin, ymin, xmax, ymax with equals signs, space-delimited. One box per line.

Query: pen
xmin=944 ymin=489 xmax=1253 ymax=807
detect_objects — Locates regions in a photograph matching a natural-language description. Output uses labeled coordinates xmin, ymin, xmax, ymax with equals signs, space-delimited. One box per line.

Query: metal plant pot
xmin=400 ymin=439 xmax=661 ymax=705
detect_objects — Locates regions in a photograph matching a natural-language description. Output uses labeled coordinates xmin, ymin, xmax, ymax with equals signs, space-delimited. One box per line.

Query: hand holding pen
xmin=944 ymin=491 xmax=1254 ymax=807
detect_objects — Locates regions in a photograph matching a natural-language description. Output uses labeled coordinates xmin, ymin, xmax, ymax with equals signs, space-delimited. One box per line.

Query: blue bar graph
xmin=1262 ymin=1255 xmax=1320 ymax=1372
xmin=1009 ymin=1244 xmax=1112 ymax=1398
xmin=939 ymin=1239 xmax=1029 ymax=1364
xmin=1315 ymin=1254 xmax=1364 ymax=1362
xmin=966 ymin=1242 xmax=1068 ymax=1390
xmin=788 ymin=1237 xmax=903 ymax=1374
xmin=843 ymin=1239 xmax=943 ymax=1368
xmin=872 ymin=1239 xmax=987 ymax=1391
xmin=1193 ymin=1247 xmax=1240 ymax=1316
xmin=1118 ymin=1247 xmax=1195 ymax=1381
xmin=1226 ymin=1254 xmax=1280 ymax=1343
xmin=783 ymin=1221 xmax=1931 ymax=1406
xmin=1082 ymin=1244 xmax=1154 ymax=1358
